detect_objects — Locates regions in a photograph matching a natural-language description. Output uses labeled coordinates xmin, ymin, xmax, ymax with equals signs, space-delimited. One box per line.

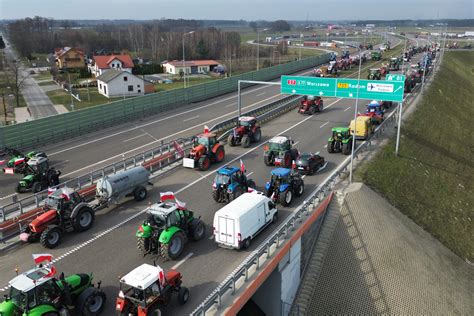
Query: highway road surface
xmin=0 ymin=35 xmax=425 ymax=315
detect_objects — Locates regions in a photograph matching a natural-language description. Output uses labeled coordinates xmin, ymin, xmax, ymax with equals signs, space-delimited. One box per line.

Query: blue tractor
xmin=264 ymin=168 xmax=304 ymax=207
xmin=212 ymin=166 xmax=256 ymax=203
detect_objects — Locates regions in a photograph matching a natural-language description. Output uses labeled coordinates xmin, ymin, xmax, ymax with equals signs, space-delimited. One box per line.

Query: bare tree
xmin=4 ymin=58 xmax=29 ymax=108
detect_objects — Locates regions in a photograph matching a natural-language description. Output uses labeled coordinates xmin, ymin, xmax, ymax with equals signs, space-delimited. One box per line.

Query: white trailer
xmin=213 ymin=192 xmax=278 ymax=249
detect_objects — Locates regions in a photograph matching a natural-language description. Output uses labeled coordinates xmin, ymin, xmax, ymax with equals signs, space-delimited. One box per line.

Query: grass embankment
xmin=356 ymin=51 xmax=474 ymax=261
xmin=46 ymin=89 xmax=120 ymax=111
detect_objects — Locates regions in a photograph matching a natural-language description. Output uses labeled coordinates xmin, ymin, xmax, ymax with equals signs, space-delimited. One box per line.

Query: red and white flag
xmin=173 ymin=141 xmax=184 ymax=157
xmin=240 ymin=159 xmax=245 ymax=172
xmin=60 ymin=188 xmax=70 ymax=201
xmin=13 ymin=158 xmax=25 ymax=166
xmin=4 ymin=167 xmax=14 ymax=175
xmin=0 ymin=160 xmax=5 ymax=165
xmin=160 ymin=191 xmax=175 ymax=202
xmin=32 ymin=253 xmax=53 ymax=265
xmin=44 ymin=265 xmax=57 ymax=278
xmin=292 ymin=160 xmax=296 ymax=170
xmin=204 ymin=125 xmax=210 ymax=133
xmin=47 ymin=187 xmax=57 ymax=195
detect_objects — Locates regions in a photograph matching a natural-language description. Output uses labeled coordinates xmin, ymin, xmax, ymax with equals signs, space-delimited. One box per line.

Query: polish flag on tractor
xmin=0 ymin=159 xmax=5 ymax=165
xmin=160 ymin=192 xmax=186 ymax=209
xmin=204 ymin=125 xmax=210 ymax=133
xmin=32 ymin=253 xmax=53 ymax=265
xmin=240 ymin=159 xmax=246 ymax=172
xmin=47 ymin=187 xmax=57 ymax=195
xmin=173 ymin=141 xmax=184 ymax=157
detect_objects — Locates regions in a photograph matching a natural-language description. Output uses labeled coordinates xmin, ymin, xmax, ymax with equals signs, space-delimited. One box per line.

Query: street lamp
xmin=299 ymin=32 xmax=303 ymax=60
xmin=182 ymin=31 xmax=195 ymax=89
xmin=349 ymin=47 xmax=363 ymax=183
xmin=256 ymin=28 xmax=269 ymax=70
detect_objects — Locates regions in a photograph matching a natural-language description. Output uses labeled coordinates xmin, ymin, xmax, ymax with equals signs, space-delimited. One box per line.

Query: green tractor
xmin=15 ymin=157 xmax=61 ymax=193
xmin=327 ymin=127 xmax=354 ymax=155
xmin=263 ymin=135 xmax=299 ymax=168
xmin=136 ymin=199 xmax=205 ymax=260
xmin=368 ymin=68 xmax=382 ymax=80
xmin=0 ymin=261 xmax=106 ymax=316
xmin=1 ymin=148 xmax=47 ymax=174
xmin=371 ymin=51 xmax=382 ymax=61
xmin=388 ymin=57 xmax=400 ymax=71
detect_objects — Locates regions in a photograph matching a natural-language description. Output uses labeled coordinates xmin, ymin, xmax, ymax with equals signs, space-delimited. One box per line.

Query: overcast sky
xmin=1 ymin=0 xmax=473 ymax=20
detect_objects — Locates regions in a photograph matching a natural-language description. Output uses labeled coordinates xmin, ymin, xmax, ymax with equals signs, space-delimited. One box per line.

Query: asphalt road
xmin=0 ymin=35 xmax=419 ymax=315
xmin=1 ymin=34 xmax=58 ymax=119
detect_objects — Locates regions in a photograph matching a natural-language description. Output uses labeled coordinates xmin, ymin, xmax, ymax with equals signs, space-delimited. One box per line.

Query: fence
xmin=0 ymin=54 xmax=331 ymax=148
xmin=190 ymin=50 xmax=438 ymax=315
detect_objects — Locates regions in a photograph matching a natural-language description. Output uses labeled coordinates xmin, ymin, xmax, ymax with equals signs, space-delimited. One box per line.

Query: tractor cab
xmin=213 ymin=167 xmax=244 ymax=187
xmin=238 ymin=116 xmax=257 ymax=128
xmin=193 ymin=133 xmax=217 ymax=149
xmin=331 ymin=127 xmax=350 ymax=141
xmin=4 ymin=265 xmax=61 ymax=314
xmin=25 ymin=157 xmax=49 ymax=175
xmin=366 ymin=100 xmax=383 ymax=114
xmin=144 ymin=202 xmax=192 ymax=232
xmin=268 ymin=168 xmax=291 ymax=188
xmin=44 ymin=187 xmax=81 ymax=212
xmin=117 ymin=264 xmax=188 ymax=315
xmin=267 ymin=136 xmax=292 ymax=152
xmin=368 ymin=68 xmax=382 ymax=80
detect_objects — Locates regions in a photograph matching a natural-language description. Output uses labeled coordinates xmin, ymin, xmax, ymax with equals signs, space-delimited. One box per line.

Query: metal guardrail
xmin=190 ymin=54 xmax=437 ymax=315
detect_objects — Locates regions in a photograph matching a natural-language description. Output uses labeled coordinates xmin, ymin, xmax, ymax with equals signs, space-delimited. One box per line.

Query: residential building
xmin=54 ymin=47 xmax=85 ymax=69
xmin=96 ymin=69 xmax=145 ymax=98
xmin=161 ymin=60 xmax=219 ymax=75
xmin=90 ymin=54 xmax=134 ymax=77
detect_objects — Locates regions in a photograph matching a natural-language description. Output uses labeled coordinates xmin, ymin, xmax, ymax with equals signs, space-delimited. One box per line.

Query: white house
xmin=96 ymin=69 xmax=144 ymax=98
xmin=89 ymin=54 xmax=134 ymax=77
xmin=161 ymin=60 xmax=219 ymax=75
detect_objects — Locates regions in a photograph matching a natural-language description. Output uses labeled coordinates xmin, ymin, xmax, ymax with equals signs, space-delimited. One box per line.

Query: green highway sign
xmin=281 ymin=75 xmax=406 ymax=102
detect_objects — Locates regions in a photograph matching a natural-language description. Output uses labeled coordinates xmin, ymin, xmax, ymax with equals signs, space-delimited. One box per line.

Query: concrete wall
xmin=252 ymin=264 xmax=282 ymax=316
xmin=280 ymin=238 xmax=301 ymax=315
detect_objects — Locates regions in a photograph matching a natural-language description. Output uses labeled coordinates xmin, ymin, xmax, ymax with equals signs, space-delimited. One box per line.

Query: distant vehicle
xmin=213 ymin=192 xmax=278 ymax=249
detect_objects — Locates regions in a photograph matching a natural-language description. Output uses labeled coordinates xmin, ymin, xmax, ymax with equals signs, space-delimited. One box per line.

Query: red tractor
xmin=298 ymin=95 xmax=323 ymax=115
xmin=227 ymin=116 xmax=262 ymax=148
xmin=116 ymin=263 xmax=189 ymax=316
xmin=183 ymin=129 xmax=225 ymax=171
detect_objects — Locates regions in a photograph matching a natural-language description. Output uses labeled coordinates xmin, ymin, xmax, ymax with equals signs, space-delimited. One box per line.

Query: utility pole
xmin=1 ymin=93 xmax=7 ymax=123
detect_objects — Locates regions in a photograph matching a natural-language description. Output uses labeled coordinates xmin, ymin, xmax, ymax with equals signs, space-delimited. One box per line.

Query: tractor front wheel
xmin=198 ymin=156 xmax=211 ymax=171
xmin=327 ymin=142 xmax=335 ymax=153
xmin=76 ymin=288 xmax=106 ymax=316
xmin=191 ymin=220 xmax=205 ymax=241
xmin=264 ymin=153 xmax=274 ymax=166
xmin=229 ymin=186 xmax=244 ymax=202
xmin=15 ymin=184 xmax=24 ymax=194
xmin=295 ymin=181 xmax=305 ymax=197
xmin=137 ymin=237 xmax=151 ymax=254
xmin=241 ymin=135 xmax=251 ymax=148
xmin=160 ymin=232 xmax=185 ymax=260
xmin=73 ymin=206 xmax=95 ymax=232
xmin=212 ymin=189 xmax=220 ymax=202
xmin=32 ymin=182 xmax=42 ymax=193
xmin=215 ymin=146 xmax=225 ymax=163
xmin=178 ymin=287 xmax=190 ymax=305
xmin=342 ymin=142 xmax=352 ymax=155
xmin=40 ymin=225 xmax=62 ymax=249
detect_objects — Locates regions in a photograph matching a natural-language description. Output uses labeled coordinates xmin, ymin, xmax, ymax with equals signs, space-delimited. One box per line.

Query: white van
xmin=213 ymin=192 xmax=278 ymax=249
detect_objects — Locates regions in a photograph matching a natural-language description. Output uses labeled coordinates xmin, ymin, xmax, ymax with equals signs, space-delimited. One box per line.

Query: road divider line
xmin=61 ymin=94 xmax=283 ymax=178
xmin=0 ymin=193 xmax=16 ymax=200
xmin=171 ymin=252 xmax=194 ymax=270
xmin=320 ymin=122 xmax=329 ymax=128
xmin=225 ymin=103 xmax=237 ymax=108
xmin=344 ymin=106 xmax=352 ymax=112
xmin=183 ymin=115 xmax=200 ymax=122
xmin=256 ymin=92 xmax=265 ymax=97
xmin=49 ymin=85 xmax=273 ymax=156
xmin=123 ymin=134 xmax=147 ymax=143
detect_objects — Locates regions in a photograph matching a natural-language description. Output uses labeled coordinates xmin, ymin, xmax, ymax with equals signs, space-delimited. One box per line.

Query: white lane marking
xmin=0 ymin=193 xmax=16 ymax=200
xmin=256 ymin=92 xmax=265 ymax=97
xmin=171 ymin=252 xmax=194 ymax=270
xmin=209 ymin=234 xmax=215 ymax=240
xmin=0 ymin=97 xmax=346 ymax=283
xmin=320 ymin=122 xmax=329 ymax=128
xmin=123 ymin=133 xmax=147 ymax=143
xmin=183 ymin=115 xmax=200 ymax=122
xmin=142 ymin=129 xmax=159 ymax=142
xmin=247 ymin=171 xmax=254 ymax=176
xmin=51 ymin=160 xmax=69 ymax=168
xmin=324 ymin=144 xmax=328 ymax=148
xmin=49 ymin=85 xmax=273 ymax=156
xmin=301 ymin=175 xmax=306 ymax=179
xmin=293 ymin=141 xmax=300 ymax=146
xmin=61 ymin=94 xmax=282 ymax=178
xmin=344 ymin=106 xmax=352 ymax=112
xmin=226 ymin=102 xmax=237 ymax=108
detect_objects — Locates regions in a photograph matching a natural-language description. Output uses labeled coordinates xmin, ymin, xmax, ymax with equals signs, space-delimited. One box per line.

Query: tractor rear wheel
xmin=15 ymin=184 xmax=24 ymax=194
xmin=178 ymin=287 xmax=190 ymax=305
xmin=283 ymin=152 xmax=292 ymax=168
xmin=198 ymin=156 xmax=211 ymax=171
xmin=264 ymin=153 xmax=274 ymax=166
xmin=191 ymin=220 xmax=205 ymax=241
xmin=40 ymin=225 xmax=62 ymax=249
xmin=76 ymin=288 xmax=106 ymax=316
xmin=295 ymin=181 xmax=305 ymax=197
xmin=73 ymin=206 xmax=95 ymax=232
xmin=253 ymin=128 xmax=262 ymax=143
xmin=215 ymin=146 xmax=225 ymax=162
xmin=241 ymin=135 xmax=251 ymax=148
xmin=160 ymin=232 xmax=185 ymax=260
xmin=318 ymin=103 xmax=323 ymax=112
xmin=279 ymin=190 xmax=293 ymax=207
xmin=133 ymin=186 xmax=147 ymax=201
xmin=342 ymin=142 xmax=352 ymax=155
xmin=310 ymin=106 xmax=316 ymax=115
xmin=227 ymin=134 xmax=236 ymax=146
xmin=32 ymin=182 xmax=42 ymax=193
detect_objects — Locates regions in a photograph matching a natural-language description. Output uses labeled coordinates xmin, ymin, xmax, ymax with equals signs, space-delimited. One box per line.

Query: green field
xmin=356 ymin=51 xmax=474 ymax=261
xmin=46 ymin=88 xmax=121 ymax=111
